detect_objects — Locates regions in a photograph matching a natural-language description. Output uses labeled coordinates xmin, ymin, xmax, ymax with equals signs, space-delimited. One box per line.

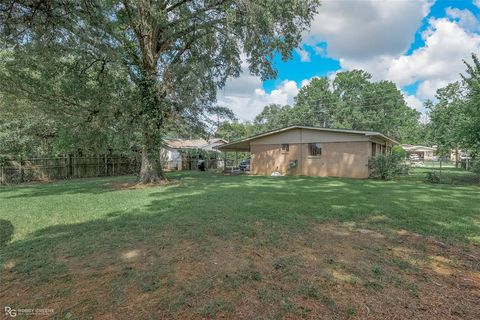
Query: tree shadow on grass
xmin=2 ymin=173 xmax=480 ymax=270
xmin=1 ymin=173 xmax=480 ymax=317
xmin=1 ymin=175 xmax=138 ymax=199
xmin=0 ymin=219 xmax=14 ymax=247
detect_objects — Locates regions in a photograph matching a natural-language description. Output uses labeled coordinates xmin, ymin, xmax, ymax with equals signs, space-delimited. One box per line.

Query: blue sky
xmin=218 ymin=0 xmax=480 ymax=121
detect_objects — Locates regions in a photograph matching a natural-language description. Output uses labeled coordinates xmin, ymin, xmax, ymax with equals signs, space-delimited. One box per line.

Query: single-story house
xmin=161 ymin=138 xmax=227 ymax=170
xmin=401 ymin=144 xmax=436 ymax=160
xmin=216 ymin=126 xmax=398 ymax=178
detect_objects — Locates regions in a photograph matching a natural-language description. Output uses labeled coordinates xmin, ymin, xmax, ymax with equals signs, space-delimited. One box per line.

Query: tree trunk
xmin=136 ymin=65 xmax=167 ymax=184
xmin=138 ymin=147 xmax=166 ymax=183
xmin=455 ymin=146 xmax=459 ymax=168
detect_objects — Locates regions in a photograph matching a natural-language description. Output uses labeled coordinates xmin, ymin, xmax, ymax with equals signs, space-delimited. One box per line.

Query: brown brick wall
xmin=251 ymin=143 xmax=303 ymax=176
xmin=251 ymin=141 xmax=370 ymax=178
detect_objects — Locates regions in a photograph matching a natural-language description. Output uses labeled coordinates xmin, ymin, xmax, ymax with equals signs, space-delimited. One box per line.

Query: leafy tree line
xmin=216 ymin=69 xmax=425 ymax=143
xmin=426 ymin=54 xmax=480 ymax=160
xmin=216 ymin=55 xmax=480 ymax=160
xmin=0 ymin=0 xmax=319 ymax=183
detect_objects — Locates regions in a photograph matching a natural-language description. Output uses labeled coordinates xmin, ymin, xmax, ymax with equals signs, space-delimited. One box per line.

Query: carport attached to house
xmin=217 ymin=126 xmax=397 ymax=178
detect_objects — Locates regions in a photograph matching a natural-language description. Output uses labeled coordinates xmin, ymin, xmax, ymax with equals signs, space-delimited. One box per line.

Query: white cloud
xmin=446 ymin=7 xmax=480 ymax=32
xmin=402 ymin=91 xmax=424 ymax=110
xmin=301 ymin=0 xmax=440 ymax=109
xmin=339 ymin=55 xmax=394 ymax=82
xmin=295 ymin=47 xmax=311 ymax=62
xmin=335 ymin=8 xmax=480 ymax=103
xmin=219 ymin=3 xmax=480 ymax=120
xmin=256 ymin=80 xmax=299 ymax=105
xmin=416 ymin=79 xmax=450 ymax=100
xmin=386 ymin=16 xmax=480 ymax=98
xmin=312 ymin=45 xmax=325 ymax=56
xmin=300 ymin=78 xmax=314 ymax=88
xmin=474 ymin=0 xmax=480 ymax=9
xmin=306 ymin=0 xmax=433 ymax=59
xmin=218 ymin=78 xmax=299 ymax=121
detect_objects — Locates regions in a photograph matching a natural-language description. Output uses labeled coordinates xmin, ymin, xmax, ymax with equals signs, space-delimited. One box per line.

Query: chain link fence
xmin=408 ymin=158 xmax=476 ymax=170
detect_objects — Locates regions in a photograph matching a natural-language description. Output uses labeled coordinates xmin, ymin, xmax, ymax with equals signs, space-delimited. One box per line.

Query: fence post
xmin=224 ymin=151 xmax=227 ymax=171
xmin=19 ymin=156 xmax=24 ymax=183
xmin=65 ymin=155 xmax=69 ymax=179
xmin=104 ymin=154 xmax=107 ymax=176
xmin=70 ymin=154 xmax=74 ymax=178
xmin=64 ymin=156 xmax=68 ymax=179
xmin=45 ymin=157 xmax=49 ymax=181
xmin=72 ymin=155 xmax=76 ymax=178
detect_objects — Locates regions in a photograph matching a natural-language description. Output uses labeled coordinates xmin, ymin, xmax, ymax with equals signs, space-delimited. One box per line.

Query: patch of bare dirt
xmin=1 ymin=224 xmax=479 ymax=319
xmin=105 ymin=180 xmax=177 ymax=190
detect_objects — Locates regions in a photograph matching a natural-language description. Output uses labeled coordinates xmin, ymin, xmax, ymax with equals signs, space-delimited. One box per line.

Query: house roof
xmin=401 ymin=144 xmax=436 ymax=152
xmin=164 ymin=138 xmax=227 ymax=150
xmin=216 ymin=126 xmax=399 ymax=152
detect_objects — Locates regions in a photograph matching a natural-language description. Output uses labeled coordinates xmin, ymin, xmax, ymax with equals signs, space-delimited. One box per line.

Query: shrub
xmin=392 ymin=145 xmax=407 ymax=159
xmin=424 ymin=172 xmax=440 ymax=184
xmin=471 ymin=160 xmax=480 ymax=182
xmin=398 ymin=163 xmax=410 ymax=175
xmin=369 ymin=154 xmax=403 ymax=180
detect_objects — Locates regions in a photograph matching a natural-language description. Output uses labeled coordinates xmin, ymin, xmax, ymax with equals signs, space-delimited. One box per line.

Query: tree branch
xmin=165 ymin=0 xmax=192 ymax=13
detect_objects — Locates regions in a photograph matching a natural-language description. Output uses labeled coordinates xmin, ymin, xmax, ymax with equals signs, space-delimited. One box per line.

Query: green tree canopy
xmin=0 ymin=44 xmax=137 ymax=156
xmin=424 ymin=53 xmax=480 ymax=160
xmin=250 ymin=70 xmax=423 ymax=143
xmin=215 ymin=121 xmax=254 ymax=142
xmin=253 ymin=104 xmax=296 ymax=133
xmin=461 ymin=54 xmax=480 ymax=155
xmin=1 ymin=0 xmax=320 ymax=182
xmin=426 ymin=81 xmax=468 ymax=158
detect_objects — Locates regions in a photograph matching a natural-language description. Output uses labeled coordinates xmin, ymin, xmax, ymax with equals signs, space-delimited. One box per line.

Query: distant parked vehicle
xmin=239 ymin=159 xmax=250 ymax=171
xmin=409 ymin=154 xmax=420 ymax=161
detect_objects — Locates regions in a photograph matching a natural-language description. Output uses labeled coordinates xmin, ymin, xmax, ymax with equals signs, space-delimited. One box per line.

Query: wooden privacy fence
xmin=0 ymin=155 xmax=139 ymax=185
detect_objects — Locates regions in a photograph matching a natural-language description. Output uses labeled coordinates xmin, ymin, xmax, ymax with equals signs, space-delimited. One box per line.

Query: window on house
xmin=281 ymin=144 xmax=289 ymax=152
xmin=308 ymin=143 xmax=322 ymax=156
xmin=372 ymin=142 xmax=377 ymax=156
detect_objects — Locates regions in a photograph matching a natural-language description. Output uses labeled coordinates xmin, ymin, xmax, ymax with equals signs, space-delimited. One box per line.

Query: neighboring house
xmin=161 ymin=138 xmax=227 ymax=170
xmin=450 ymin=149 xmax=471 ymax=162
xmin=401 ymin=145 xmax=436 ymax=160
xmin=217 ymin=126 xmax=397 ymax=178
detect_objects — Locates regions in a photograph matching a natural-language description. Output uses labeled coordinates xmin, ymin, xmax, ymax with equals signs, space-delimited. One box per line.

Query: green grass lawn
xmin=2 ymin=169 xmax=479 ymax=243
xmin=1 ymin=170 xmax=479 ymax=319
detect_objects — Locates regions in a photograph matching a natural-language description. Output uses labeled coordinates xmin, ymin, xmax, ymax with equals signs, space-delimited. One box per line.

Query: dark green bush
xmin=392 ymin=145 xmax=407 ymax=159
xmin=471 ymin=161 xmax=480 ymax=182
xmin=369 ymin=154 xmax=404 ymax=180
xmin=398 ymin=163 xmax=410 ymax=175
xmin=424 ymin=172 xmax=441 ymax=183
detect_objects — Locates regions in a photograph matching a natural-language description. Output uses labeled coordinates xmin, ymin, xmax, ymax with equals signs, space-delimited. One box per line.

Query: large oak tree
xmin=0 ymin=0 xmax=319 ymax=182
